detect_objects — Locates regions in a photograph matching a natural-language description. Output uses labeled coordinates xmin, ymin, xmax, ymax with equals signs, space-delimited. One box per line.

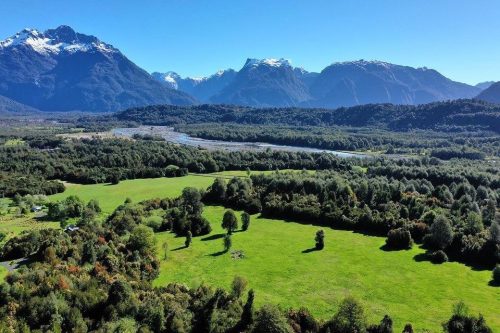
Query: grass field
xmin=154 ymin=206 xmax=499 ymax=333
xmin=30 ymin=172 xmax=500 ymax=331
xmin=50 ymin=175 xmax=220 ymax=213
xmin=0 ymin=215 xmax=59 ymax=238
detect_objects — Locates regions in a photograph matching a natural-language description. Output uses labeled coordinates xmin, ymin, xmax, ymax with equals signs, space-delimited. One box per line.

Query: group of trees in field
xmin=0 ymin=192 xmax=493 ymax=332
xmin=204 ymin=163 xmax=499 ymax=268
xmin=220 ymin=210 xmax=251 ymax=253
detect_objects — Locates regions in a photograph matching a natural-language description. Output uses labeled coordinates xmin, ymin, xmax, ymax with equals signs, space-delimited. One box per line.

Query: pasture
xmin=154 ymin=206 xmax=499 ymax=332
xmin=2 ymin=172 xmax=496 ymax=331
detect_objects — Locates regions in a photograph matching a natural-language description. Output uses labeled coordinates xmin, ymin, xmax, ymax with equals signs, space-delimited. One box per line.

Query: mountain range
xmin=0 ymin=25 xmax=497 ymax=112
xmin=154 ymin=58 xmax=490 ymax=108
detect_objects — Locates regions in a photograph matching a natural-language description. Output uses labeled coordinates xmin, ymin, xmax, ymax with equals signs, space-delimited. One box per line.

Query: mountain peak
xmin=45 ymin=25 xmax=79 ymax=43
xmin=0 ymin=26 xmax=117 ymax=55
xmin=243 ymin=58 xmax=291 ymax=69
xmin=331 ymin=59 xmax=395 ymax=69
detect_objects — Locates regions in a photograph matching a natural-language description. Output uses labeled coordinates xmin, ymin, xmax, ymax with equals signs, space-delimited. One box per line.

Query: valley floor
xmin=154 ymin=206 xmax=499 ymax=333
xmin=2 ymin=172 xmax=497 ymax=332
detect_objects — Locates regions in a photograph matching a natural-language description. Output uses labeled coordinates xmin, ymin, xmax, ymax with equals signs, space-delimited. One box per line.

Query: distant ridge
xmin=154 ymin=59 xmax=481 ymax=108
xmin=0 ymin=95 xmax=41 ymax=115
xmin=476 ymin=82 xmax=500 ymax=104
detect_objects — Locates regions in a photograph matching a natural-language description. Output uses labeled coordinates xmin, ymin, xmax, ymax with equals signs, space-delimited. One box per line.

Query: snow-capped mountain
xmin=152 ymin=69 xmax=237 ymax=102
xmin=210 ymin=58 xmax=311 ymax=107
xmin=306 ymin=60 xmax=481 ymax=108
xmin=477 ymin=82 xmax=500 ymax=104
xmin=0 ymin=26 xmax=117 ymax=55
xmin=151 ymin=72 xmax=182 ymax=90
xmin=154 ymin=58 xmax=480 ymax=108
xmin=0 ymin=25 xmax=195 ymax=112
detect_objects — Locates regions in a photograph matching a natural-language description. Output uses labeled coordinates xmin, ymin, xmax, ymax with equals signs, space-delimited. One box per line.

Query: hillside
xmin=109 ymin=99 xmax=500 ymax=132
xmin=477 ymin=82 xmax=500 ymax=104
xmin=0 ymin=26 xmax=196 ymax=112
xmin=0 ymin=95 xmax=41 ymax=115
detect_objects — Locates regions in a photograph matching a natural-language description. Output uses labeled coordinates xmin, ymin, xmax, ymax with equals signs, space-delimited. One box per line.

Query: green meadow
xmin=154 ymin=206 xmax=499 ymax=332
xmin=2 ymin=172 xmax=495 ymax=332
xmin=50 ymin=175 xmax=219 ymax=213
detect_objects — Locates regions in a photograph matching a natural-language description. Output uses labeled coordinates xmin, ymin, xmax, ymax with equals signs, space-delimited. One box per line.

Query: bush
xmin=128 ymin=225 xmax=156 ymax=255
xmin=315 ymin=230 xmax=325 ymax=250
xmin=231 ymin=276 xmax=248 ymax=298
xmin=185 ymin=231 xmax=192 ymax=248
xmin=425 ymin=215 xmax=453 ymax=250
xmin=145 ymin=216 xmax=163 ymax=232
xmin=386 ymin=228 xmax=413 ymax=249
xmin=410 ymin=222 xmax=428 ymax=242
xmin=241 ymin=212 xmax=251 ymax=231
xmin=327 ymin=297 xmax=367 ymax=333
xmin=443 ymin=301 xmax=493 ymax=333
xmin=430 ymin=250 xmax=448 ymax=264
xmin=222 ymin=210 xmax=238 ymax=234
xmin=251 ymin=304 xmax=292 ymax=333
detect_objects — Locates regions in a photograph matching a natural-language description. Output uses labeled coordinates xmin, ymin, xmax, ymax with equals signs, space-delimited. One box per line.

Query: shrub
xmin=386 ymin=228 xmax=413 ymax=249
xmin=430 ymin=250 xmax=448 ymax=264
xmin=241 ymin=212 xmax=251 ymax=231
xmin=410 ymin=222 xmax=428 ymax=242
xmin=315 ymin=230 xmax=325 ymax=250
xmin=185 ymin=231 xmax=192 ymax=248
xmin=145 ymin=216 xmax=163 ymax=232
xmin=222 ymin=210 xmax=238 ymax=234
xmin=231 ymin=276 xmax=248 ymax=298
xmin=367 ymin=314 xmax=393 ymax=333
xmin=287 ymin=308 xmax=318 ymax=333
xmin=443 ymin=301 xmax=493 ymax=333
xmin=425 ymin=215 xmax=453 ymax=250
xmin=251 ymin=304 xmax=292 ymax=333
xmin=327 ymin=297 xmax=367 ymax=333
xmin=402 ymin=323 xmax=414 ymax=333
xmin=128 ymin=225 xmax=156 ymax=255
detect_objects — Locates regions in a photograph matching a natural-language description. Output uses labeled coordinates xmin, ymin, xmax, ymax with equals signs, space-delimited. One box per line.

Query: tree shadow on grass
xmin=413 ymin=253 xmax=430 ymax=262
xmin=201 ymin=233 xmax=225 ymax=241
xmin=209 ymin=250 xmax=227 ymax=257
xmin=301 ymin=247 xmax=319 ymax=254
xmin=487 ymin=280 xmax=499 ymax=287
xmin=171 ymin=245 xmax=188 ymax=251
xmin=379 ymin=244 xmax=412 ymax=252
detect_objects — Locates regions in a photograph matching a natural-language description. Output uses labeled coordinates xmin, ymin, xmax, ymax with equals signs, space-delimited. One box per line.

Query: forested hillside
xmin=106 ymin=99 xmax=500 ymax=133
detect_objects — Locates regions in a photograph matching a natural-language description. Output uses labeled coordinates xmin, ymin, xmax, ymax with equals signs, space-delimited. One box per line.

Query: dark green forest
xmin=98 ymin=99 xmax=500 ymax=133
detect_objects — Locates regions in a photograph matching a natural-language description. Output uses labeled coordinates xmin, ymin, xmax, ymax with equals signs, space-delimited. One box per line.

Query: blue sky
xmin=1 ymin=0 xmax=499 ymax=84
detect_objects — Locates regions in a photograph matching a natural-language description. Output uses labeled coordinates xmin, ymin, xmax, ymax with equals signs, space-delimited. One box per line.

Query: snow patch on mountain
xmin=244 ymin=58 xmax=291 ymax=68
xmin=0 ymin=27 xmax=117 ymax=55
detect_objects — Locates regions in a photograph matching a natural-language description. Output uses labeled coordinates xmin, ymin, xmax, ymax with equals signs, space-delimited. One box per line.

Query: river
xmin=112 ymin=126 xmax=369 ymax=158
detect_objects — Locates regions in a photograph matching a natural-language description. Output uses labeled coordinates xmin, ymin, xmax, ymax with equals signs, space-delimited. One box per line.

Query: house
xmin=64 ymin=225 xmax=80 ymax=232
xmin=31 ymin=206 xmax=43 ymax=212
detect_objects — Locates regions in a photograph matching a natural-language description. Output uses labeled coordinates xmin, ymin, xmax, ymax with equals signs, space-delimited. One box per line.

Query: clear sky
xmin=0 ymin=0 xmax=499 ymax=84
